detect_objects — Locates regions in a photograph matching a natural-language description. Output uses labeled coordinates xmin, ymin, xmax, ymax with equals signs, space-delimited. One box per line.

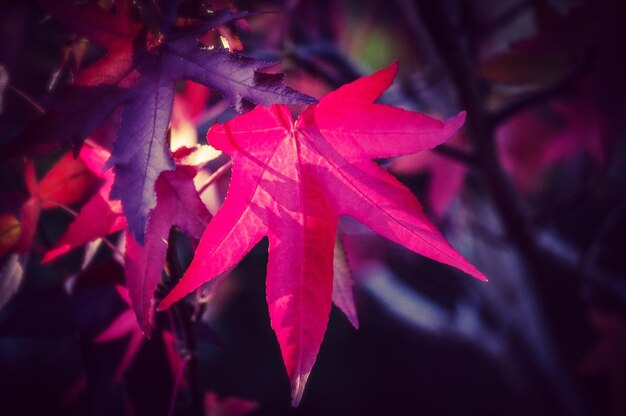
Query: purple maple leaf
xmin=13 ymin=1 xmax=314 ymax=243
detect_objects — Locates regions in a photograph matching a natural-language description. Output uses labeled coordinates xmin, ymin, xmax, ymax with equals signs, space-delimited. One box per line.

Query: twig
xmin=413 ymin=1 xmax=545 ymax=267
xmin=167 ymin=355 xmax=190 ymax=416
xmin=7 ymin=84 xmax=46 ymax=114
xmin=583 ymin=198 xmax=626 ymax=276
xmin=475 ymin=1 xmax=531 ymax=39
xmin=489 ymin=51 xmax=594 ymax=125
xmin=166 ymin=229 xmax=204 ymax=416
xmin=412 ymin=3 xmax=590 ymax=414
xmin=433 ymin=144 xmax=478 ymax=165
xmin=198 ymin=159 xmax=232 ymax=196
xmin=287 ymin=41 xmax=362 ymax=88
xmin=41 ymin=198 xmax=79 ymax=216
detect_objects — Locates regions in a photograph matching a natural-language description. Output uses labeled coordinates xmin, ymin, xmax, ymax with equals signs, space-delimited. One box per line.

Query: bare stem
xmin=433 ymin=144 xmax=477 ymax=165
xmin=490 ymin=52 xmax=593 ymax=125
xmin=166 ymin=229 xmax=204 ymax=416
xmin=7 ymin=84 xmax=46 ymax=114
xmin=198 ymin=159 xmax=232 ymax=196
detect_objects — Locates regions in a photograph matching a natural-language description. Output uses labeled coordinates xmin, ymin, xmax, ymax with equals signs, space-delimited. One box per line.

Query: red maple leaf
xmin=44 ymin=144 xmax=213 ymax=335
xmin=42 ymin=145 xmax=125 ymax=262
xmin=159 ymin=62 xmax=486 ymax=405
xmin=16 ymin=149 xmax=100 ymax=253
xmin=95 ymin=285 xmax=145 ymax=384
xmin=95 ymin=285 xmax=184 ymax=384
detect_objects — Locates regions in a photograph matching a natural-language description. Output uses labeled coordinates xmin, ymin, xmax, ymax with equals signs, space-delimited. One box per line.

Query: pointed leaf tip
xmin=290 ymin=372 xmax=310 ymax=407
xmin=321 ymin=61 xmax=399 ymax=105
xmin=447 ymin=111 xmax=466 ymax=134
xmin=388 ymin=59 xmax=400 ymax=74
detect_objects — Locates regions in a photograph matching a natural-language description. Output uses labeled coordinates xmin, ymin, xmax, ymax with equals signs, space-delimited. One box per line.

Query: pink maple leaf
xmin=96 ymin=285 xmax=184 ymax=384
xmin=16 ymin=148 xmax=100 ymax=252
xmin=159 ymin=62 xmax=486 ymax=405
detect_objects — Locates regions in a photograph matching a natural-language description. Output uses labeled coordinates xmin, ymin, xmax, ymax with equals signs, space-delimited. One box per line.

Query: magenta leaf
xmin=95 ymin=285 xmax=145 ymax=384
xmin=42 ymin=146 xmax=125 ymax=263
xmin=332 ymin=238 xmax=359 ymax=329
xmin=15 ymin=1 xmax=314 ymax=243
xmin=159 ymin=62 xmax=486 ymax=405
xmin=126 ymin=167 xmax=211 ymax=335
xmin=44 ymin=145 xmax=211 ymax=335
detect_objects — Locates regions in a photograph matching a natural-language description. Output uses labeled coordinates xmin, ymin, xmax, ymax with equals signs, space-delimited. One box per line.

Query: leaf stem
xmin=40 ymin=198 xmax=79 ymax=217
xmin=198 ymin=159 xmax=232 ymax=195
xmin=166 ymin=229 xmax=204 ymax=416
xmin=167 ymin=355 xmax=190 ymax=416
xmin=7 ymin=84 xmax=46 ymax=114
xmin=489 ymin=51 xmax=593 ymax=125
xmin=433 ymin=144 xmax=477 ymax=165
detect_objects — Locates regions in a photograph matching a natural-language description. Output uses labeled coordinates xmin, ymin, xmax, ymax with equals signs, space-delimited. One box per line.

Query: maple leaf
xmin=95 ymin=285 xmax=146 ymax=384
xmin=44 ymin=144 xmax=213 ymax=335
xmin=18 ymin=0 xmax=314 ymax=244
xmin=95 ymin=285 xmax=183 ymax=384
xmin=331 ymin=236 xmax=359 ymax=329
xmin=42 ymin=145 xmax=125 ymax=262
xmin=496 ymin=97 xmax=604 ymax=192
xmin=0 ymin=214 xmax=21 ymax=257
xmin=487 ymin=0 xmax=623 ymax=159
xmin=15 ymin=149 xmax=100 ymax=253
xmin=125 ymin=166 xmax=211 ymax=334
xmin=204 ymin=391 xmax=258 ymax=416
xmin=159 ymin=62 xmax=486 ymax=405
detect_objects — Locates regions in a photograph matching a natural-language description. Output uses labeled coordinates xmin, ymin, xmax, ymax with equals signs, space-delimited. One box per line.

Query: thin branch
xmin=433 ymin=144 xmax=478 ymax=165
xmin=410 ymin=5 xmax=592 ymax=414
xmin=475 ymin=1 xmax=531 ymax=39
xmin=167 ymin=355 xmax=190 ymax=416
xmin=583 ymin=198 xmax=626 ymax=276
xmin=7 ymin=84 xmax=46 ymax=114
xmin=489 ymin=51 xmax=594 ymax=125
xmin=531 ymin=179 xmax=600 ymax=226
xmin=413 ymin=1 xmax=544 ymax=265
xmin=41 ymin=198 xmax=79 ymax=217
xmin=287 ymin=41 xmax=362 ymax=88
xmin=198 ymin=159 xmax=232 ymax=196
xmin=166 ymin=230 xmax=204 ymax=416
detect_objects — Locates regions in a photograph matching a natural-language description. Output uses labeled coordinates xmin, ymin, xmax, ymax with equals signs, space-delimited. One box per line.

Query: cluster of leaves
xmin=2 ymin=0 xmax=626 ymax=414
xmin=0 ymin=0 xmax=487 ymax=412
